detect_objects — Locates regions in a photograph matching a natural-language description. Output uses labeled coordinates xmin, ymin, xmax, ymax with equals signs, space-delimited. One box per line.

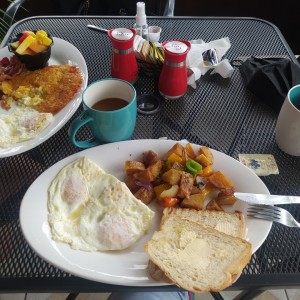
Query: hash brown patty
xmin=1 ymin=64 xmax=83 ymax=114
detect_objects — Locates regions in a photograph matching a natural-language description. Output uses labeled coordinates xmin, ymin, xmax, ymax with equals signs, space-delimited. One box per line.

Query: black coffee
xmin=92 ymin=98 xmax=128 ymax=111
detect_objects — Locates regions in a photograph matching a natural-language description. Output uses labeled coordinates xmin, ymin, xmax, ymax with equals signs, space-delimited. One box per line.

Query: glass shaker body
xmin=108 ymin=28 xmax=138 ymax=83
xmin=158 ymin=40 xmax=191 ymax=100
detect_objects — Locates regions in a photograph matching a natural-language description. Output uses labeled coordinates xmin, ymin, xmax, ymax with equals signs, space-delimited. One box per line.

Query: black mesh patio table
xmin=0 ymin=16 xmax=299 ymax=299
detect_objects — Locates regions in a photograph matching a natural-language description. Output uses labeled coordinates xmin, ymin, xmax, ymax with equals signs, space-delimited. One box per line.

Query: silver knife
xmin=234 ymin=192 xmax=300 ymax=205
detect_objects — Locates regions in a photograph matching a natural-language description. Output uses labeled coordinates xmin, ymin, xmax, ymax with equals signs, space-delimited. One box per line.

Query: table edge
xmin=1 ymin=15 xmax=296 ymax=61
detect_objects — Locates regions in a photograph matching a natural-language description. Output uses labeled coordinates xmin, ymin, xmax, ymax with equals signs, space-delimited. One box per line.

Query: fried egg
xmin=0 ymin=106 xmax=53 ymax=148
xmin=48 ymin=157 xmax=155 ymax=251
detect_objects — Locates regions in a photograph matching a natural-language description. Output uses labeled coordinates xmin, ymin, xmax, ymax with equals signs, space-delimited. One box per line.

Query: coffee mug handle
xmin=68 ymin=111 xmax=101 ymax=149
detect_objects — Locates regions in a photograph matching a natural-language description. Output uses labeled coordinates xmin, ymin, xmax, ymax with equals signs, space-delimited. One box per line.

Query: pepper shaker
xmin=158 ymin=40 xmax=191 ymax=100
xmin=108 ymin=28 xmax=138 ymax=83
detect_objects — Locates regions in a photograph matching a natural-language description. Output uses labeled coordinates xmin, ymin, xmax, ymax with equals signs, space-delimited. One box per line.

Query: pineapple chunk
xmin=10 ymin=41 xmax=20 ymax=49
xmin=36 ymin=31 xmax=52 ymax=46
xmin=16 ymin=35 xmax=35 ymax=54
xmin=36 ymin=30 xmax=47 ymax=37
xmin=41 ymin=35 xmax=52 ymax=46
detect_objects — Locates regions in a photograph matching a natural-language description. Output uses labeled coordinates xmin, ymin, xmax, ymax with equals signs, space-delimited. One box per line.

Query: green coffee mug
xmin=69 ymin=78 xmax=137 ymax=148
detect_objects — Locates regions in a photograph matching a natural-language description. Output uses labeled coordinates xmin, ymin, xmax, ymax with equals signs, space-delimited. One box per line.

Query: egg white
xmin=0 ymin=107 xmax=53 ymax=148
xmin=48 ymin=157 xmax=155 ymax=251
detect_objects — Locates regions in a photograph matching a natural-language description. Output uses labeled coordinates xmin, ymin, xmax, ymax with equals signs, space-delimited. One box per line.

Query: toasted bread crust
xmin=146 ymin=260 xmax=172 ymax=283
xmin=161 ymin=207 xmax=246 ymax=238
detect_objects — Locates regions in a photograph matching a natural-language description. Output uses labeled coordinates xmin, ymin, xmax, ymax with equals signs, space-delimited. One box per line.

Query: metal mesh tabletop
xmin=0 ymin=16 xmax=299 ymax=292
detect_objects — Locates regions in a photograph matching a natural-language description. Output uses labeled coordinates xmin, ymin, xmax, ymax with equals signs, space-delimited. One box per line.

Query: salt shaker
xmin=108 ymin=28 xmax=138 ymax=83
xmin=158 ymin=40 xmax=191 ymax=99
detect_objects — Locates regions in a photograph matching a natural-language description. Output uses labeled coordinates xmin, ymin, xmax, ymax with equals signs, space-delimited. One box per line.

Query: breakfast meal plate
xmin=0 ymin=37 xmax=88 ymax=158
xmin=20 ymin=139 xmax=272 ymax=286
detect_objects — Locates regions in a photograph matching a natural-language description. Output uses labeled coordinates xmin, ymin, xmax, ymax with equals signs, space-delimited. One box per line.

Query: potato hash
xmin=1 ymin=64 xmax=82 ymax=114
xmin=125 ymin=143 xmax=238 ymax=210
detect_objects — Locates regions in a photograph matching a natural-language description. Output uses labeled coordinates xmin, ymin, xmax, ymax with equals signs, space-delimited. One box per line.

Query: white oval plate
xmin=20 ymin=139 xmax=272 ymax=286
xmin=0 ymin=37 xmax=88 ymax=157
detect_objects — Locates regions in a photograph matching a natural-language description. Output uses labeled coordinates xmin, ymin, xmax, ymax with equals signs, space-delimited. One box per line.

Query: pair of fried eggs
xmin=48 ymin=157 xmax=155 ymax=251
xmin=0 ymin=106 xmax=53 ymax=148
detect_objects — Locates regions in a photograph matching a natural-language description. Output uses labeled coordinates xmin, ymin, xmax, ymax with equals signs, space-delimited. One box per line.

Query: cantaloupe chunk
xmin=29 ymin=40 xmax=47 ymax=53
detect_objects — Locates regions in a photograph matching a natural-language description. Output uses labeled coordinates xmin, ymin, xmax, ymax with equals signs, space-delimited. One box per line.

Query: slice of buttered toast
xmin=161 ymin=207 xmax=246 ymax=238
xmin=145 ymin=216 xmax=252 ymax=292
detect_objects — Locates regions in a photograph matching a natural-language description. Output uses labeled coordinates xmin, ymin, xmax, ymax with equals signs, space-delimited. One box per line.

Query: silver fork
xmin=247 ymin=204 xmax=300 ymax=228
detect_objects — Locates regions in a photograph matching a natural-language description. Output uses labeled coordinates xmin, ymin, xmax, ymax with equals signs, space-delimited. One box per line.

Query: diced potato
xmin=125 ymin=160 xmax=145 ymax=175
xmin=125 ymin=176 xmax=140 ymax=194
xmin=199 ymin=146 xmax=214 ymax=164
xmin=182 ymin=148 xmax=189 ymax=163
xmin=165 ymin=143 xmax=184 ymax=160
xmin=195 ymin=154 xmax=211 ymax=167
xmin=216 ymin=188 xmax=237 ymax=206
xmin=177 ymin=172 xmax=194 ymax=198
xmin=148 ymin=159 xmax=163 ymax=179
xmin=197 ymin=165 xmax=213 ymax=177
xmin=161 ymin=169 xmax=182 ymax=185
xmin=192 ymin=182 xmax=214 ymax=195
xmin=206 ymin=199 xmax=224 ymax=211
xmin=218 ymin=187 xmax=235 ymax=197
xmin=160 ymin=185 xmax=179 ymax=199
xmin=143 ymin=150 xmax=159 ymax=166
xmin=207 ymin=171 xmax=234 ymax=189
xmin=134 ymin=187 xmax=154 ymax=205
xmin=184 ymin=143 xmax=196 ymax=159
xmin=202 ymin=182 xmax=215 ymax=195
xmin=181 ymin=193 xmax=206 ymax=210
xmin=191 ymin=185 xmax=202 ymax=194
xmin=133 ymin=168 xmax=154 ymax=184
xmin=216 ymin=195 xmax=238 ymax=206
xmin=171 ymin=161 xmax=185 ymax=171
xmin=153 ymin=183 xmax=172 ymax=199
xmin=167 ymin=152 xmax=183 ymax=164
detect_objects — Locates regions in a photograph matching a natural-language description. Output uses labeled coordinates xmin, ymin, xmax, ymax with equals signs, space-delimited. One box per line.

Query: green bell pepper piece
xmin=185 ymin=159 xmax=202 ymax=176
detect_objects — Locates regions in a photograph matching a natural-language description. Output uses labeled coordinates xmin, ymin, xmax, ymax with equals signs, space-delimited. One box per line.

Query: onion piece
xmin=135 ymin=180 xmax=153 ymax=190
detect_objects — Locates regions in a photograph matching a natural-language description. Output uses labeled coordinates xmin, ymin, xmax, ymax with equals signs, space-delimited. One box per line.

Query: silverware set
xmin=247 ymin=204 xmax=300 ymax=228
xmin=232 ymin=192 xmax=300 ymax=228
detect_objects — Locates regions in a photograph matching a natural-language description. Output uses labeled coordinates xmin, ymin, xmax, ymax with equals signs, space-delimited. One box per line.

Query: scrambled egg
xmin=2 ymin=84 xmax=44 ymax=107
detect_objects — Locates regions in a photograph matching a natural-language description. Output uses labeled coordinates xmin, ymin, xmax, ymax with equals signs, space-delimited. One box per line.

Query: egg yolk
xmin=62 ymin=175 xmax=87 ymax=204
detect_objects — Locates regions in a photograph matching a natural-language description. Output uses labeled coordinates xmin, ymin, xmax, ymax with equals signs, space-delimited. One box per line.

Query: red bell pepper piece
xmin=157 ymin=196 xmax=179 ymax=207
